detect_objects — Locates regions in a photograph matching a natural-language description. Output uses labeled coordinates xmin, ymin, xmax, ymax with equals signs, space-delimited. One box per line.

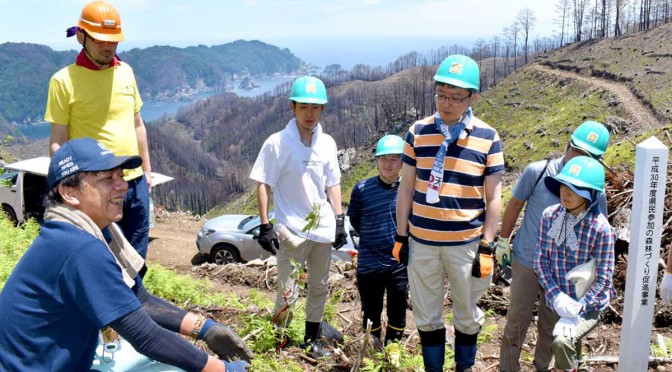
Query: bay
xmin=17 ymin=75 xmax=296 ymax=140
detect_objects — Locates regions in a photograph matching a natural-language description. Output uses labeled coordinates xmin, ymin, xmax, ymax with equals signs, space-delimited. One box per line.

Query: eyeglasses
xmin=434 ymin=93 xmax=471 ymax=104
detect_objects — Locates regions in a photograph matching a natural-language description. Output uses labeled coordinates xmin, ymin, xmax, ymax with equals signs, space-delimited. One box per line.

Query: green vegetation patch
xmin=478 ymin=68 xmax=631 ymax=172
xmin=0 ymin=218 xmax=39 ymax=291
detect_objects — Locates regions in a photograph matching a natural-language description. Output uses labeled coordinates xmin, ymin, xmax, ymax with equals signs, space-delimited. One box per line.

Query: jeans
xmin=117 ymin=175 xmax=150 ymax=259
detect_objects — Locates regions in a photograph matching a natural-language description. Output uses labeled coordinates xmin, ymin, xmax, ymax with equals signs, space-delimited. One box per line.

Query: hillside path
xmin=531 ymin=64 xmax=662 ymax=133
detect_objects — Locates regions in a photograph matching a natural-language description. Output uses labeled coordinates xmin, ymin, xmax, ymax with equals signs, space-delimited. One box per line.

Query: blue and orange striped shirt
xmin=401 ymin=113 xmax=504 ymax=246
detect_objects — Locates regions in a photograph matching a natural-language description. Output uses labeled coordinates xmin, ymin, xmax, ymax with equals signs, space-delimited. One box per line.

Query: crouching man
xmin=0 ymin=138 xmax=253 ymax=372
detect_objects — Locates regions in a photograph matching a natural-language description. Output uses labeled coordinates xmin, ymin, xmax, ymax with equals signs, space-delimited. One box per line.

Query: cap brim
xmin=91 ymin=154 xmax=142 ymax=173
xmin=545 ymin=176 xmax=592 ymax=201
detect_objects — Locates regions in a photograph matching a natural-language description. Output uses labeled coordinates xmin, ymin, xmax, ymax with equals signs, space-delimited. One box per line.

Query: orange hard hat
xmin=77 ymin=1 xmax=124 ymax=42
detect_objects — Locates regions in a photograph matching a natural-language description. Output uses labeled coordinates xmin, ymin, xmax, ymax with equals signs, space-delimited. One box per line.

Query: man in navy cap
xmin=0 ymin=138 xmax=252 ymax=372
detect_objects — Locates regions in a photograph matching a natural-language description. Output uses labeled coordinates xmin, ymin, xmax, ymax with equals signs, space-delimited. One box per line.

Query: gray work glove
xmin=203 ymin=324 xmax=255 ymax=362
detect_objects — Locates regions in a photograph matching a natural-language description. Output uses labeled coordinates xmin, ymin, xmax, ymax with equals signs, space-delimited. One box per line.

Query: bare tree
xmin=511 ymin=22 xmax=520 ymax=71
xmin=491 ymin=35 xmax=500 ymax=86
xmin=614 ymin=0 xmax=627 ymax=35
xmin=573 ymin=0 xmax=589 ymax=41
xmin=516 ymin=8 xmax=537 ymax=64
xmin=556 ymin=0 xmax=572 ymax=44
xmin=501 ymin=27 xmax=512 ymax=74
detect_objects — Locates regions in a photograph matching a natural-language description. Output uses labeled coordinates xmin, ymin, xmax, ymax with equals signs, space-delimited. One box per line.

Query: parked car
xmin=0 ymin=156 xmax=173 ymax=226
xmin=196 ymin=213 xmax=359 ymax=264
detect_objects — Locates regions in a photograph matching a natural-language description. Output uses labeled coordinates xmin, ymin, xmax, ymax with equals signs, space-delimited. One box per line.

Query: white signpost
xmin=619 ymin=136 xmax=669 ymax=371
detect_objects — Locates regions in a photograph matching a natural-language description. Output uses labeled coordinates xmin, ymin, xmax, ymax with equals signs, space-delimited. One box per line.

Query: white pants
xmin=273 ymin=228 xmax=332 ymax=324
xmin=408 ymin=239 xmax=491 ymax=335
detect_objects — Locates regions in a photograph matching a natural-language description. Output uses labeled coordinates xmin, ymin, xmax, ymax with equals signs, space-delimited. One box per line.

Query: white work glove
xmin=661 ymin=272 xmax=672 ymax=303
xmin=495 ymin=236 xmax=512 ymax=268
xmin=553 ymin=316 xmax=579 ymax=339
xmin=552 ymin=292 xmax=583 ymax=318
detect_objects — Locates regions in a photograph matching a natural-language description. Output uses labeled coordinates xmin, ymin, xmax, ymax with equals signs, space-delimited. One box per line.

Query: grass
xmin=0 ymin=217 xmax=39 ymax=291
xmin=477 ymin=68 xmax=632 ymax=172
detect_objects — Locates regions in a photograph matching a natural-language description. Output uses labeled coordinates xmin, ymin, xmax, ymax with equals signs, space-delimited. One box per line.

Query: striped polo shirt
xmin=402 ymin=113 xmax=504 ymax=246
xmin=347 ymin=176 xmax=402 ymax=274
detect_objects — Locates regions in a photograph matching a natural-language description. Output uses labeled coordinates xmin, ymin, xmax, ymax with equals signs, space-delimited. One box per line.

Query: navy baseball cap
xmin=47 ymin=137 xmax=142 ymax=188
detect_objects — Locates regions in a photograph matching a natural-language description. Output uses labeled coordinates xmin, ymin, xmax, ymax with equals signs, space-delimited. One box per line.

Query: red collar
xmin=75 ymin=49 xmax=120 ymax=70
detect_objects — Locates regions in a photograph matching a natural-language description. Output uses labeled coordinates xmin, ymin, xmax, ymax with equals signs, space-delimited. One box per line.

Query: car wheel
xmin=209 ymin=245 xmax=240 ymax=265
xmin=2 ymin=204 xmax=18 ymax=226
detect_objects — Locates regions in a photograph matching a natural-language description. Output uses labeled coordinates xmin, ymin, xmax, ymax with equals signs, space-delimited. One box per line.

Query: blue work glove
xmin=223 ymin=360 xmax=250 ymax=371
xmin=257 ymin=223 xmax=278 ymax=255
xmin=392 ymin=234 xmax=409 ymax=265
xmin=333 ymin=214 xmax=348 ymax=249
xmin=200 ymin=320 xmax=255 ymax=362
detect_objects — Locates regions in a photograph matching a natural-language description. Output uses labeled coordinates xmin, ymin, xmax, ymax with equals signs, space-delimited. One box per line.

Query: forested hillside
xmin=148 ymin=23 xmax=672 ymax=215
xmin=0 ymin=40 xmax=305 ymax=124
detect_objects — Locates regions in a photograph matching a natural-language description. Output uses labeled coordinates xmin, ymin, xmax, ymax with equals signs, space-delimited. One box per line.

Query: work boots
xmin=301 ymin=321 xmax=332 ymax=359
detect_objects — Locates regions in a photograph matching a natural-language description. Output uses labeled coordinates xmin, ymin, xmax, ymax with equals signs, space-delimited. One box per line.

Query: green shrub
xmin=0 ymin=218 xmax=39 ymax=290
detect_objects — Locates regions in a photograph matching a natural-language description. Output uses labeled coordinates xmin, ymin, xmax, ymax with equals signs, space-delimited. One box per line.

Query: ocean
xmin=17 ymin=75 xmax=297 ymax=140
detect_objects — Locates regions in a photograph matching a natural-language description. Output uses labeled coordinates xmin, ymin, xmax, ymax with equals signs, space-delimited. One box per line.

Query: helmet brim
xmin=85 ymin=29 xmax=124 ymax=42
xmin=290 ymin=97 xmax=327 ymax=105
xmin=433 ymin=76 xmax=479 ymax=91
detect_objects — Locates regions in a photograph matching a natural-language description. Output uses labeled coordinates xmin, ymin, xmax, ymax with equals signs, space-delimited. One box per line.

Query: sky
xmin=0 ymin=0 xmax=559 ymax=68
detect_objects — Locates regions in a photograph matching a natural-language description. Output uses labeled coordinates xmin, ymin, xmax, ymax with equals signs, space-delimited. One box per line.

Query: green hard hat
xmin=289 ymin=76 xmax=328 ymax=104
xmin=545 ymin=156 xmax=605 ymax=202
xmin=434 ymin=54 xmax=480 ymax=91
xmin=376 ymin=135 xmax=405 ymax=156
xmin=571 ymin=121 xmax=610 ymax=157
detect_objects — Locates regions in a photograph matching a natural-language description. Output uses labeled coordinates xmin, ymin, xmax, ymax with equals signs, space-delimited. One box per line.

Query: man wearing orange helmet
xmin=45 ymin=0 xmax=153 ymax=259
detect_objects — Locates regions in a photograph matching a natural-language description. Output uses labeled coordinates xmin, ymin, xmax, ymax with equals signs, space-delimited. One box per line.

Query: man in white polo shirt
xmin=249 ymin=76 xmax=347 ymax=358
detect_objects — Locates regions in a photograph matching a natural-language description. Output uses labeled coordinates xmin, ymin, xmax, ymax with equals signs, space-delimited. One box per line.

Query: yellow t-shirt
xmin=45 ymin=62 xmax=144 ymax=180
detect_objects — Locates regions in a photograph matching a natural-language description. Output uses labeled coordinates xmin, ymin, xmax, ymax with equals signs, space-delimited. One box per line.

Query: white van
xmin=0 ymin=156 xmax=172 ymax=225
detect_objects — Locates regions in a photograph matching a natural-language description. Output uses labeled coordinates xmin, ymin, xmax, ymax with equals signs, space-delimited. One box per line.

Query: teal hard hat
xmin=375 ymin=135 xmax=405 ymax=156
xmin=545 ymin=156 xmax=605 ymax=202
xmin=571 ymin=121 xmax=610 ymax=157
xmin=434 ymin=54 xmax=480 ymax=91
xmin=289 ymin=76 xmax=328 ymax=104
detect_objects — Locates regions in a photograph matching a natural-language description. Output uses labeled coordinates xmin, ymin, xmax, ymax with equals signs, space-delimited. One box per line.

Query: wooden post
xmin=618 ymin=136 xmax=669 ymax=371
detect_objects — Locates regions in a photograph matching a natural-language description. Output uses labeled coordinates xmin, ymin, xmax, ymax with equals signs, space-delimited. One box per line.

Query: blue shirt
xmin=347 ymin=176 xmax=403 ymax=274
xmin=511 ymin=157 xmax=608 ymax=268
xmin=0 ymin=221 xmax=141 ymax=371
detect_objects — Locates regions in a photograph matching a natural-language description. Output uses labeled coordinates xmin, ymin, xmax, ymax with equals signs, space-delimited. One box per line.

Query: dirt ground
xmin=145 ymin=211 xmax=672 ymax=371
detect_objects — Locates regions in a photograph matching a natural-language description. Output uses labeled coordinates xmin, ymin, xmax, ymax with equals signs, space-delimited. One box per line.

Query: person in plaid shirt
xmin=534 ymin=156 xmax=615 ymax=372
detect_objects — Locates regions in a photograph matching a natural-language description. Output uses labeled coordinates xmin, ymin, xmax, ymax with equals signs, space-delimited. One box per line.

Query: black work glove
xmin=392 ymin=234 xmax=409 ymax=265
xmin=257 ymin=223 xmax=278 ymax=255
xmin=203 ymin=323 xmax=255 ymax=362
xmin=333 ymin=214 xmax=348 ymax=249
xmin=471 ymin=239 xmax=494 ymax=279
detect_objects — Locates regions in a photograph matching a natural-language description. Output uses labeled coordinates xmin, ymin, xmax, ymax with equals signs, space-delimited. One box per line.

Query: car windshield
xmin=0 ymin=170 xmax=18 ymax=186
xmin=241 ymin=211 xmax=275 ymax=232
xmin=237 ymin=215 xmax=256 ymax=230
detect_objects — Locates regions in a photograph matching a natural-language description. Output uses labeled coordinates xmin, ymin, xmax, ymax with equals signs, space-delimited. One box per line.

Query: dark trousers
xmin=118 ymin=175 xmax=150 ymax=259
xmin=356 ymin=265 xmax=408 ymax=339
